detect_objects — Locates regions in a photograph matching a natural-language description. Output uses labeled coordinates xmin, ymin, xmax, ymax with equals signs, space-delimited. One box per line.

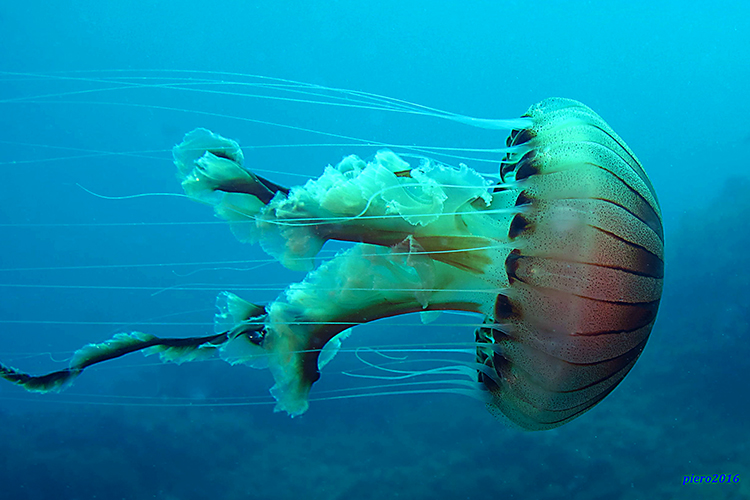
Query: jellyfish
xmin=0 ymin=75 xmax=663 ymax=430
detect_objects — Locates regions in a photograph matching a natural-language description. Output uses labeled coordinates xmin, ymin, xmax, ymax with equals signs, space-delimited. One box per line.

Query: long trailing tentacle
xmin=0 ymin=331 xmax=229 ymax=393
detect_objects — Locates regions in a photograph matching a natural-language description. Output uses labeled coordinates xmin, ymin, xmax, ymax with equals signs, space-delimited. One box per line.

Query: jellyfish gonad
xmin=0 ymin=98 xmax=663 ymax=431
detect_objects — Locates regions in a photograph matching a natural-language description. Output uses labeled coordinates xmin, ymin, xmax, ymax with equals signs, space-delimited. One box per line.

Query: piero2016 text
xmin=683 ymin=474 xmax=740 ymax=485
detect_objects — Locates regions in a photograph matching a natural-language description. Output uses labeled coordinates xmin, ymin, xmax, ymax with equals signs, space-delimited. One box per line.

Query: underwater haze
xmin=1 ymin=1 xmax=749 ymax=499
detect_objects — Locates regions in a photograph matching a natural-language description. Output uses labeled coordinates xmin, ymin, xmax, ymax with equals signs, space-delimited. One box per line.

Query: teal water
xmin=0 ymin=1 xmax=748 ymax=499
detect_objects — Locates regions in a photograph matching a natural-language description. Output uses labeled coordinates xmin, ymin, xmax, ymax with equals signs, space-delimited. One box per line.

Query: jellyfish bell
xmin=0 ymin=73 xmax=663 ymax=430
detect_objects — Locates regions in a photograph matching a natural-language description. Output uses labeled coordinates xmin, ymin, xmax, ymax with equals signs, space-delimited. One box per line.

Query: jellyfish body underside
xmin=0 ymin=98 xmax=663 ymax=431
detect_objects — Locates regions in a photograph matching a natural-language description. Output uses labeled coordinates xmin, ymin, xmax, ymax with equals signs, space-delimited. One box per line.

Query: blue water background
xmin=0 ymin=1 xmax=748 ymax=499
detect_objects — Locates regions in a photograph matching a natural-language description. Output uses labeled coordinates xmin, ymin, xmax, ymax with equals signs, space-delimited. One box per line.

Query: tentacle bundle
xmin=0 ymin=98 xmax=662 ymax=431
